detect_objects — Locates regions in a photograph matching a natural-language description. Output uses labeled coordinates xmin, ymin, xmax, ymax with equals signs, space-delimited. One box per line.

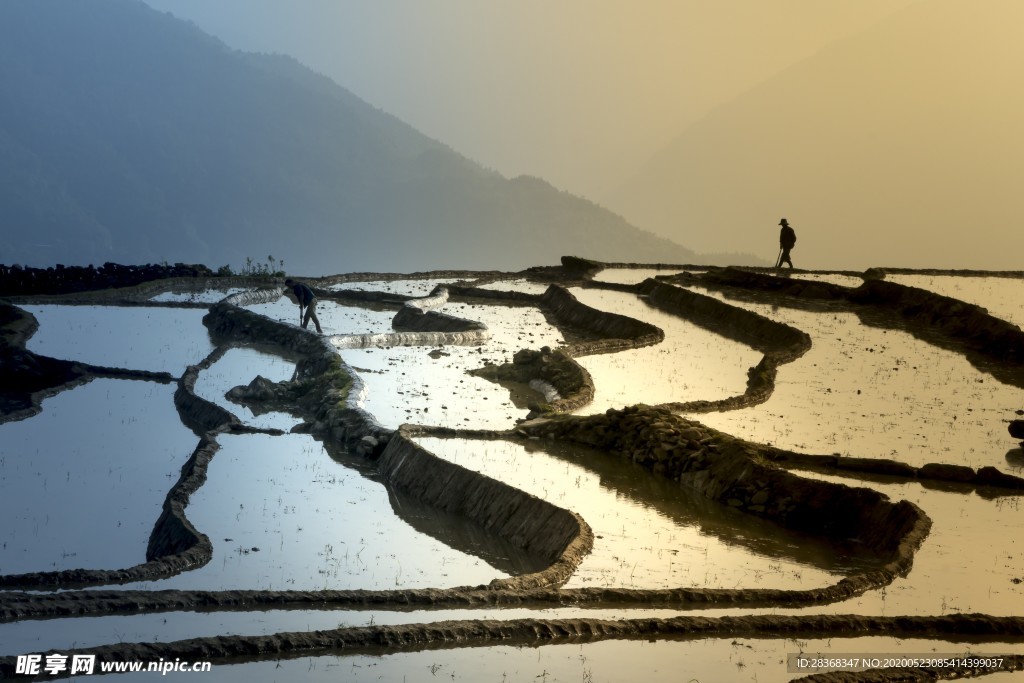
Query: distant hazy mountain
xmin=608 ymin=0 xmax=1024 ymax=270
xmin=0 ymin=0 xmax=700 ymax=275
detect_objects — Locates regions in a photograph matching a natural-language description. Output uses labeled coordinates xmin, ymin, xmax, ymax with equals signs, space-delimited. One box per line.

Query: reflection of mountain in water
xmin=524 ymin=439 xmax=883 ymax=574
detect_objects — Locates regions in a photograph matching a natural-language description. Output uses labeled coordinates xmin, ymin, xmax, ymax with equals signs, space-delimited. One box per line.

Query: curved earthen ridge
xmin=4 ymin=613 xmax=1024 ymax=680
xmin=202 ymin=299 xmax=593 ymax=590
xmin=464 ymin=277 xmax=811 ymax=416
xmin=632 ymin=278 xmax=812 ymax=413
xmin=762 ymin=447 xmax=1024 ymax=493
xmin=540 ymin=284 xmax=664 ymax=355
xmin=0 ymin=303 xmax=175 ymax=425
xmin=6 ymin=265 xmax=1016 ymax=672
xmin=695 ymin=267 xmax=1024 ymax=369
xmin=0 ymin=341 xmax=281 ymax=590
xmin=515 ymin=406 xmax=930 ymax=570
xmin=378 ymin=432 xmax=593 ymax=590
xmin=0 ymin=438 xmax=217 ymax=591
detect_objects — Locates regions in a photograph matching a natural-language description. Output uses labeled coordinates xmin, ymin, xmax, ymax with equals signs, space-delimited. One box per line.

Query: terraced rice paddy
xmin=4 ymin=266 xmax=1024 ymax=681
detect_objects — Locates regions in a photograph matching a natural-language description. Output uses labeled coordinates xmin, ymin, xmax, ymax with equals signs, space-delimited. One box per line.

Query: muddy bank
xmin=0 ymin=438 xmax=216 ymax=591
xmin=377 ymin=432 xmax=592 ymax=590
xmin=0 ymin=303 xmax=174 ymax=424
xmin=516 ymin=405 xmax=929 ymax=566
xmin=764 ymin=448 xmax=1024 ymax=493
xmin=695 ymin=267 xmax=1024 ymax=369
xmin=391 ymin=289 xmax=488 ymax=334
xmin=633 ymin=278 xmax=812 ymax=413
xmin=5 ymin=613 xmax=1024 ymax=680
xmin=540 ymin=285 xmax=663 ymax=355
xmin=203 ymin=299 xmax=591 ymax=589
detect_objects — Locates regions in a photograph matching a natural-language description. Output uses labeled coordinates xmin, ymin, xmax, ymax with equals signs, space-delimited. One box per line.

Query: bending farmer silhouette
xmin=284 ymin=278 xmax=323 ymax=334
xmin=776 ymin=218 xmax=797 ymax=269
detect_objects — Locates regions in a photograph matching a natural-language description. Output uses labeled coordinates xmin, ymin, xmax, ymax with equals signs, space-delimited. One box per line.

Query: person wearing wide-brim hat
xmin=776 ymin=218 xmax=797 ymax=269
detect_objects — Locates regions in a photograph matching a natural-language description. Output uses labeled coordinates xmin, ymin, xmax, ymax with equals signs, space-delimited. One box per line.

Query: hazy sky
xmin=135 ymin=0 xmax=1023 ymax=270
xmin=140 ymin=0 xmax=919 ymax=201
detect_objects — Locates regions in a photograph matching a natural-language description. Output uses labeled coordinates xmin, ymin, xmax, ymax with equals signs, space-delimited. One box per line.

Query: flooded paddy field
xmin=192 ymin=347 xmax=298 ymax=432
xmin=887 ymin=274 xmax=1024 ymax=329
xmin=593 ymin=267 xmax=689 ymax=285
xmin=569 ymin=287 xmax=762 ymax=413
xmin=0 ymin=380 xmax=194 ymax=574
xmin=120 ymin=637 xmax=1024 ymax=683
xmin=416 ymin=437 xmax=857 ymax=591
xmin=4 ymin=266 xmax=1024 ymax=681
xmin=328 ymin=278 xmax=465 ymax=297
xmin=148 ymin=287 xmax=245 ymax=304
xmin=22 ymin=305 xmax=212 ymax=374
xmin=340 ymin=345 xmax=525 ymax=429
xmin=110 ymin=433 xmax=511 ymax=592
xmin=474 ymin=278 xmax=551 ymax=295
xmin=681 ymin=284 xmax=1024 ymax=469
xmin=243 ymin=296 xmax=398 ymax=337
xmin=811 ymin=475 xmax=1024 ymax=618
xmin=340 ymin=300 xmax=564 ymax=429
xmin=783 ymin=272 xmax=866 ymax=288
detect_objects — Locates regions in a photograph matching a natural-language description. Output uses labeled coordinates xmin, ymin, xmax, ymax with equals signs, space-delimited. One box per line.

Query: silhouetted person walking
xmin=776 ymin=218 xmax=797 ymax=269
xmin=284 ymin=278 xmax=323 ymax=334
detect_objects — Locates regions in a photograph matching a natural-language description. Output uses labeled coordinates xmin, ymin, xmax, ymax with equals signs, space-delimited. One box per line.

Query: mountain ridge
xmin=0 ymin=0 xmax=734 ymax=274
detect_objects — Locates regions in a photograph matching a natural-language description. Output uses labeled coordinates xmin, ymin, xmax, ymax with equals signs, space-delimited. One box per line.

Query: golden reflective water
xmin=682 ymin=286 xmax=1024 ymax=468
xmin=569 ymin=288 xmax=762 ymax=413
xmin=6 ymin=273 xmax=1024 ymax=681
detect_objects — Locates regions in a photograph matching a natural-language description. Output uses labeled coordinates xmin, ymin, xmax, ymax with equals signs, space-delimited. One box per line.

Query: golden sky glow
xmin=142 ymin=0 xmax=1024 ymax=269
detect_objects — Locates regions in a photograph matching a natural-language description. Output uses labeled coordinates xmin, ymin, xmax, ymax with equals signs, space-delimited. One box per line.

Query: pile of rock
xmin=473 ymin=346 xmax=594 ymax=413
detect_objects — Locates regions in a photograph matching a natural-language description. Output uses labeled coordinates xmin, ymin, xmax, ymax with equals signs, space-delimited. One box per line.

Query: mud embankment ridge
xmin=6 ymin=261 xmax=1024 ymax=682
